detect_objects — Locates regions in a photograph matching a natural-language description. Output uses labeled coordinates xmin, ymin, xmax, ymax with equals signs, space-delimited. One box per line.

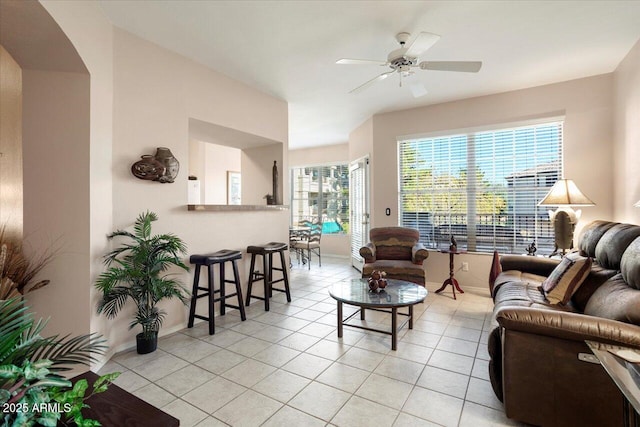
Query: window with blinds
xmin=399 ymin=120 xmax=563 ymax=254
xmin=290 ymin=164 xmax=349 ymax=234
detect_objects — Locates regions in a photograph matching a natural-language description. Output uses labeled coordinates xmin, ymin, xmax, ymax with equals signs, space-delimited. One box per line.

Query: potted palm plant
xmin=95 ymin=211 xmax=189 ymax=354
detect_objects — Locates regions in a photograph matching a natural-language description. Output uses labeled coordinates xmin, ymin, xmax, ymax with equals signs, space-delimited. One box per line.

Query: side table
xmin=586 ymin=341 xmax=640 ymax=427
xmin=58 ymin=371 xmax=179 ymax=426
xmin=435 ymin=249 xmax=467 ymax=300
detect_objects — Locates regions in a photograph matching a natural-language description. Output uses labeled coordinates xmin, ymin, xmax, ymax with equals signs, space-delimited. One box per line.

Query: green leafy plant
xmin=50 ymin=371 xmax=120 ymax=427
xmin=95 ymin=211 xmax=189 ymax=341
xmin=0 ymin=297 xmax=115 ymax=426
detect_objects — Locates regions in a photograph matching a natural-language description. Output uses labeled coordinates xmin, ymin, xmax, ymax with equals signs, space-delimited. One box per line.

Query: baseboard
xmin=90 ymin=322 xmax=189 ymax=373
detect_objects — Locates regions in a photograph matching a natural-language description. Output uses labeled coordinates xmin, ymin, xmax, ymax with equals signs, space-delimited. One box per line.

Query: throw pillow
xmin=541 ymin=252 xmax=592 ymax=305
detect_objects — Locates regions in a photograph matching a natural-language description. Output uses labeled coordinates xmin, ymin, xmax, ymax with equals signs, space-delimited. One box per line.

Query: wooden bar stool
xmin=245 ymin=242 xmax=291 ymax=311
xmin=187 ymin=249 xmax=246 ymax=335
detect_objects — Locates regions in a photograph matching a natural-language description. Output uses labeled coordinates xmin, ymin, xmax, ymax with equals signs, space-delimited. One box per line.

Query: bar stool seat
xmin=247 ymin=242 xmax=288 ymax=254
xmin=246 ymin=242 xmax=291 ymax=311
xmin=187 ymin=249 xmax=246 ymax=335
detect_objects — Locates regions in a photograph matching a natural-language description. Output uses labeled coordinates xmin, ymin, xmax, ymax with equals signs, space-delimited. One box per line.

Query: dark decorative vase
xmin=272 ymin=160 xmax=279 ymax=205
xmin=154 ymin=147 xmax=179 ymax=183
xmin=526 ymin=241 xmax=537 ymax=256
xmin=136 ymin=332 xmax=158 ymax=354
xmin=131 ymin=155 xmax=165 ymax=180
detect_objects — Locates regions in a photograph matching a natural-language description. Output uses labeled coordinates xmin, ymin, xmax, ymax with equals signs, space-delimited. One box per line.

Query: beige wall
xmin=613 ymin=39 xmax=640 ymax=224
xmin=360 ymin=74 xmax=614 ymax=287
xmin=39 ymin=0 xmax=115 ymax=354
xmin=289 ymin=143 xmax=351 ymax=257
xmin=110 ymin=28 xmax=289 ymax=352
xmin=349 ymin=118 xmax=374 ymax=162
xmin=0 ymin=45 xmax=22 ymax=242
xmin=5 ymin=1 xmax=289 ymax=361
xmin=0 ymin=0 xmax=99 ymax=344
xmin=289 ymin=143 xmax=348 ymax=166
xmin=241 ymin=144 xmax=284 ymax=205
xmin=22 ymin=69 xmax=91 ymax=338
xmin=200 ymin=142 xmax=242 ymax=204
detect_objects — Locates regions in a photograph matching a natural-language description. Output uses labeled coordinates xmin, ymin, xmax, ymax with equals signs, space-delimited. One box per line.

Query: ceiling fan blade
xmin=409 ymin=83 xmax=428 ymax=98
xmin=419 ymin=61 xmax=483 ymax=72
xmin=337 ymin=58 xmax=387 ymax=66
xmin=405 ymin=32 xmax=441 ymax=57
xmin=350 ymin=71 xmax=394 ymax=94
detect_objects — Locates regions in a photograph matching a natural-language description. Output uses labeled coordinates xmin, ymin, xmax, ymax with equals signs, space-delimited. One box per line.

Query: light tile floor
xmin=100 ymin=257 xmax=527 ymax=427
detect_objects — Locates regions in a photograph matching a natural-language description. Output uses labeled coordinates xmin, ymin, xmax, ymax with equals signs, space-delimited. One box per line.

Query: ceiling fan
xmin=337 ymin=32 xmax=482 ymax=97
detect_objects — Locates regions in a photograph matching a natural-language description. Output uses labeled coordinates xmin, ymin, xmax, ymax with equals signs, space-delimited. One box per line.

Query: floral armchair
xmin=360 ymin=227 xmax=429 ymax=286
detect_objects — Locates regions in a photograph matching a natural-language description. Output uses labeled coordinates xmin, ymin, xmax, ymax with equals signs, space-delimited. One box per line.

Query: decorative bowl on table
xmin=368 ymin=270 xmax=387 ymax=292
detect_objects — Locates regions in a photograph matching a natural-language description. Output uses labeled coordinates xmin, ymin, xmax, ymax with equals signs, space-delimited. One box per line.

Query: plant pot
xmin=136 ymin=332 xmax=158 ymax=354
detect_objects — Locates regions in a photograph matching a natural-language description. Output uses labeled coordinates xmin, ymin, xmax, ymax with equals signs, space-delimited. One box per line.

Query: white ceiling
xmin=98 ymin=1 xmax=640 ymax=150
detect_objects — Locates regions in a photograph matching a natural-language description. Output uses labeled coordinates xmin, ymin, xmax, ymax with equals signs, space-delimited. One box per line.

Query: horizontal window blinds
xmin=399 ymin=121 xmax=563 ymax=254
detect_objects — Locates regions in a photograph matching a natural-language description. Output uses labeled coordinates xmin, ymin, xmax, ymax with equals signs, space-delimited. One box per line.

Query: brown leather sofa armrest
xmin=412 ymin=243 xmax=429 ymax=264
xmin=359 ymin=243 xmax=376 ymax=263
xmin=496 ymin=306 xmax=640 ymax=349
xmin=499 ymin=255 xmax=560 ymax=277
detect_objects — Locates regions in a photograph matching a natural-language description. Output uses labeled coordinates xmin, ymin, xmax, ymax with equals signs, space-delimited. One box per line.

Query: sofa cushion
xmin=541 ymin=252 xmax=592 ymax=305
xmin=492 ymin=270 xmax=547 ymax=298
xmin=621 ymin=236 xmax=640 ymax=290
xmin=369 ymin=227 xmax=419 ymax=260
xmin=595 ymin=223 xmax=640 ymax=270
xmin=571 ymin=262 xmax=619 ymax=312
xmin=584 ymin=273 xmax=640 ymax=325
xmin=493 ymin=281 xmax=575 ymax=317
xmin=578 ymin=220 xmax=618 ymax=257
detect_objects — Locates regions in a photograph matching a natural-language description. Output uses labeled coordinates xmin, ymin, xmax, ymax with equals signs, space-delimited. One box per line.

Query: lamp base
xmin=548 ymin=245 xmax=569 ymax=258
xmin=548 ymin=208 xmax=579 ymax=256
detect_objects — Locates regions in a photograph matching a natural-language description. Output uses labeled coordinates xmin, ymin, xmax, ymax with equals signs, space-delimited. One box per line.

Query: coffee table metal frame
xmin=329 ymin=279 xmax=428 ymax=350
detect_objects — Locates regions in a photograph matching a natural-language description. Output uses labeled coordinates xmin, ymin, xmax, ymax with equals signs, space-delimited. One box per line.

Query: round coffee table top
xmin=329 ymin=278 xmax=428 ymax=308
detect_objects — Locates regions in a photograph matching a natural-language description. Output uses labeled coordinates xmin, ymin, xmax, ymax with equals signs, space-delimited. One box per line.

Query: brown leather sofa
xmin=488 ymin=220 xmax=640 ymax=427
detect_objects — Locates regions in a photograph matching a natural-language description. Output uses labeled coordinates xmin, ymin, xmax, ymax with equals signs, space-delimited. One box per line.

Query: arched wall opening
xmin=0 ymin=0 xmax=92 ymax=338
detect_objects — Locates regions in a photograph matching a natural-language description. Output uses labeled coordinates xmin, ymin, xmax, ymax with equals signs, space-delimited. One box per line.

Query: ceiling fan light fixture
xmin=395 ymin=32 xmax=411 ymax=45
xmin=340 ymin=31 xmax=482 ymax=94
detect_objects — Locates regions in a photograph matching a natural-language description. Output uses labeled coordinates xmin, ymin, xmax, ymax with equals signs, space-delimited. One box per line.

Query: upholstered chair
xmin=360 ymin=227 xmax=429 ymax=286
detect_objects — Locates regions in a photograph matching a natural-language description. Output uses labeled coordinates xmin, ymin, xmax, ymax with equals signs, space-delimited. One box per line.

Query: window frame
xmin=289 ymin=162 xmax=350 ymax=235
xmin=397 ymin=117 xmax=564 ymax=254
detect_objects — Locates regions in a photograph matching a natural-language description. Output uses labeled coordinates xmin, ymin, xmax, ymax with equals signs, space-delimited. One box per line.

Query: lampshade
xmin=538 ymin=179 xmax=595 ymax=206
xmin=635 ymin=200 xmax=640 ymax=207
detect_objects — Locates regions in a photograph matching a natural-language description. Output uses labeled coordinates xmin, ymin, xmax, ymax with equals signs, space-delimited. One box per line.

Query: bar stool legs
xmin=187 ymin=263 xmax=205 ymax=329
xmin=246 ymin=242 xmax=291 ymax=311
xmin=187 ymin=250 xmax=246 ymax=335
xmin=215 ymin=258 xmax=246 ymax=320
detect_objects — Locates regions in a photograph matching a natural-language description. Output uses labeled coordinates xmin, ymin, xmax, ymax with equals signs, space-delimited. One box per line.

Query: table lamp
xmin=538 ymin=179 xmax=595 ymax=256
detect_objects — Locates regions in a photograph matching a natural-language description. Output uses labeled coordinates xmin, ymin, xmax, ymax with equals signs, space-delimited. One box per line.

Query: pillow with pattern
xmin=541 ymin=252 xmax=592 ymax=305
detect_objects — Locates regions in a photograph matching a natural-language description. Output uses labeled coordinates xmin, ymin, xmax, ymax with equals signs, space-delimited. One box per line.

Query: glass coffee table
xmin=329 ymin=278 xmax=428 ymax=350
